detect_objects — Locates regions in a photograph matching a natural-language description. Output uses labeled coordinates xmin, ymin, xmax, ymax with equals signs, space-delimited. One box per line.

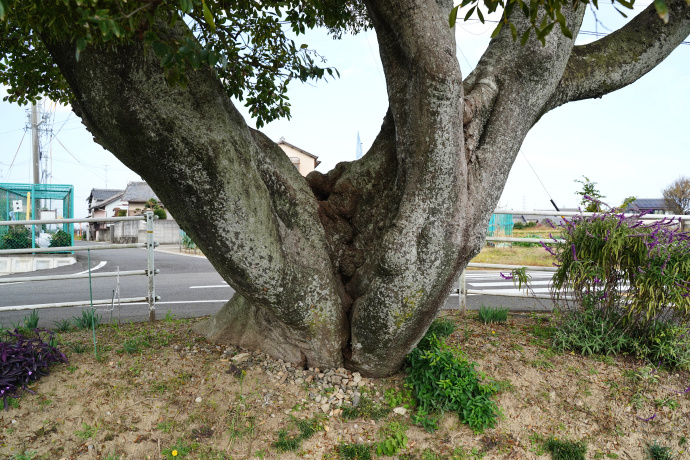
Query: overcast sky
xmin=1 ymin=3 xmax=688 ymax=217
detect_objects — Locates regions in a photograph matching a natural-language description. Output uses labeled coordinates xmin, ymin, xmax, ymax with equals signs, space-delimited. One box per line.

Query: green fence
xmin=0 ymin=183 xmax=75 ymax=250
xmin=487 ymin=213 xmax=513 ymax=237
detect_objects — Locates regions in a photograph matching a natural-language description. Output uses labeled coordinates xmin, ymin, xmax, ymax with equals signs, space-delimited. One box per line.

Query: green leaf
xmin=0 ymin=0 xmax=6 ymax=20
xmin=654 ymin=0 xmax=669 ymax=23
xmin=202 ymin=1 xmax=216 ymax=30
xmin=449 ymin=5 xmax=460 ymax=27
xmin=556 ymin=11 xmax=572 ymax=39
xmin=490 ymin=21 xmax=504 ymax=38
xmin=509 ymin=22 xmax=518 ymax=41
xmin=464 ymin=6 xmax=476 ymax=22
xmin=477 ymin=8 xmax=485 ymax=23
xmin=520 ymin=28 xmax=531 ymax=46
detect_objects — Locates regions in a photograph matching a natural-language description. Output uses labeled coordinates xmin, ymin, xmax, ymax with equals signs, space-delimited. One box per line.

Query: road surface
xmin=0 ymin=243 xmax=554 ymax=328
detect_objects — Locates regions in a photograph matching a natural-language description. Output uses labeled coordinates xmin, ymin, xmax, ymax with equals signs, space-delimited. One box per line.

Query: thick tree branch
xmin=546 ymin=0 xmax=690 ymax=111
xmin=42 ymin=23 xmax=348 ymax=369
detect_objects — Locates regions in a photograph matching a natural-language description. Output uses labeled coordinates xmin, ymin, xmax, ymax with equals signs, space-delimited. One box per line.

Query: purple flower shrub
xmin=0 ymin=329 xmax=68 ymax=410
xmin=549 ymin=202 xmax=690 ymax=330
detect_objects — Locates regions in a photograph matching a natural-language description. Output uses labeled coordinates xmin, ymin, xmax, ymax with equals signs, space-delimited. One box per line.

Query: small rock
xmin=352 ymin=373 xmax=362 ymax=384
xmin=305 ymin=375 xmax=314 ymax=383
xmin=393 ymin=407 xmax=407 ymax=416
xmin=232 ymin=353 xmax=250 ymax=362
xmin=195 ymin=397 xmax=202 ymax=403
xmin=321 ymin=403 xmax=330 ymax=413
xmin=352 ymin=392 xmax=361 ymax=407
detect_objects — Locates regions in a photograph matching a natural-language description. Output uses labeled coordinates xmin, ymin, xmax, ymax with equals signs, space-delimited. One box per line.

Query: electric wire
xmin=520 ymin=151 xmax=557 ymax=204
xmin=4 ymin=130 xmax=27 ymax=181
xmin=52 ymin=134 xmax=107 ymax=182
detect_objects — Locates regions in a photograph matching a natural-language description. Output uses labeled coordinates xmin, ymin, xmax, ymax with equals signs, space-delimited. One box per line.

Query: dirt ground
xmin=1 ymin=312 xmax=689 ymax=459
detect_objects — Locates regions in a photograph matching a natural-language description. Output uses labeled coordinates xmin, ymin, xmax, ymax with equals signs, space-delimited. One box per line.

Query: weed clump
xmin=341 ymin=396 xmax=391 ymax=420
xmin=273 ymin=416 xmax=323 ymax=452
xmin=544 ymin=437 xmax=587 ymax=460
xmin=407 ymin=322 xmax=499 ymax=432
xmin=646 ymin=440 xmax=673 ymax=460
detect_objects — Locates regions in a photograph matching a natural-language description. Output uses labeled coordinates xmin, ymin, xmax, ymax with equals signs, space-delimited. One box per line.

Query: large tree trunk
xmin=42 ymin=0 xmax=690 ymax=376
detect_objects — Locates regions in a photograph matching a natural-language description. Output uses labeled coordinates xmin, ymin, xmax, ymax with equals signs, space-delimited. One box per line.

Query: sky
xmin=0 ymin=3 xmax=688 ymax=218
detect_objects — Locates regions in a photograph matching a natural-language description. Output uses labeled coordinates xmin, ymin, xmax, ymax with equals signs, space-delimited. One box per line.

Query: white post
xmin=459 ymin=270 xmax=466 ymax=314
xmin=146 ymin=211 xmax=156 ymax=321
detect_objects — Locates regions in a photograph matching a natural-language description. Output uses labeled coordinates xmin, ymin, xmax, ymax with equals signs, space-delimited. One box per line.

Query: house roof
xmin=628 ymin=198 xmax=668 ymax=210
xmin=277 ymin=137 xmax=321 ymax=166
xmin=87 ymin=188 xmax=124 ymax=203
xmin=121 ymin=182 xmax=159 ymax=203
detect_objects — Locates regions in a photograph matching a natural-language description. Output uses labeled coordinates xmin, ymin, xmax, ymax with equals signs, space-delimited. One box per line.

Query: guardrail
xmin=0 ymin=211 xmax=159 ymax=321
xmin=453 ymin=209 xmax=690 ymax=312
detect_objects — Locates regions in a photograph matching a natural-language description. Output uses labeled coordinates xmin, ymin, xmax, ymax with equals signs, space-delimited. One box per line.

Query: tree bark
xmin=40 ymin=0 xmax=690 ymax=376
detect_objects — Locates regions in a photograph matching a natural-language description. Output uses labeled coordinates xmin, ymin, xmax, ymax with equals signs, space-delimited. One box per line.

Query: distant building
xmin=86 ymin=188 xmax=125 ymax=240
xmin=278 ymin=138 xmax=321 ymax=176
xmin=120 ymin=181 xmax=163 ymax=217
xmin=625 ymin=198 xmax=673 ymax=215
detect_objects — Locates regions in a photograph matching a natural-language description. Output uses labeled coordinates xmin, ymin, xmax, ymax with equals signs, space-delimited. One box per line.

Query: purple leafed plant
xmin=0 ymin=329 xmax=68 ymax=410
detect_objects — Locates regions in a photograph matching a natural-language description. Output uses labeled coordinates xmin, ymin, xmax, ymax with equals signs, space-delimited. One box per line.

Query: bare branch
xmin=546 ymin=0 xmax=690 ymax=111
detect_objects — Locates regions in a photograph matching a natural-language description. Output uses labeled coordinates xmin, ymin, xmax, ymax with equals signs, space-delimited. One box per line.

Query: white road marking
xmin=0 ymin=261 xmax=108 ymax=286
xmin=468 ymin=280 xmax=551 ymax=287
xmin=75 ymin=261 xmax=107 ymax=274
xmin=189 ymin=283 xmax=229 ymax=289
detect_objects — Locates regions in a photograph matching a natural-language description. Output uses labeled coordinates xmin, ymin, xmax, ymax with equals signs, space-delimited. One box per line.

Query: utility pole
xmin=31 ymin=103 xmax=40 ymax=219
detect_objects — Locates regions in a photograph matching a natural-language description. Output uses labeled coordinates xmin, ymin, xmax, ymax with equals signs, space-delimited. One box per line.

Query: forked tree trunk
xmin=43 ymin=0 xmax=690 ymax=376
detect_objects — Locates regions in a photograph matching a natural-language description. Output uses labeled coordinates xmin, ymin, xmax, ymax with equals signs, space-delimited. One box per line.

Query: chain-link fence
xmin=0 ymin=183 xmax=74 ymax=250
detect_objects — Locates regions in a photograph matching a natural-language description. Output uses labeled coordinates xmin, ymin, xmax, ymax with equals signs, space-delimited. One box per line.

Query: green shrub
xmin=0 ymin=226 xmax=32 ymax=250
xmin=406 ymin=335 xmax=499 ymax=432
xmin=478 ymin=306 xmax=509 ymax=324
xmin=153 ymin=208 xmax=167 ymax=220
xmin=416 ymin=317 xmax=455 ymax=351
xmin=544 ymin=207 xmax=690 ymax=368
xmin=49 ymin=229 xmax=71 ymax=247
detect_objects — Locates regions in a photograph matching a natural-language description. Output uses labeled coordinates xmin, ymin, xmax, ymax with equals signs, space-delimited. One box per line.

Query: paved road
xmin=0 ymin=243 xmax=554 ymax=328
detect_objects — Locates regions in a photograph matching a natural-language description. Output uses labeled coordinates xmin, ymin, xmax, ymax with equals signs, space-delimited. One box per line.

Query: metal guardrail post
xmin=458 ymin=270 xmax=466 ymax=314
xmin=146 ymin=211 xmax=156 ymax=321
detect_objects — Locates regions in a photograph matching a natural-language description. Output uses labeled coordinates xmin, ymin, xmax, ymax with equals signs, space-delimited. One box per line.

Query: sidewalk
xmin=155 ymin=244 xmax=206 ymax=258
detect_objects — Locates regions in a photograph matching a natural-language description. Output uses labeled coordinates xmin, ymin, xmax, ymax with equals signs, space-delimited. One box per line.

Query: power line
xmin=52 ymin=134 xmax=107 ymax=182
xmin=520 ymin=151 xmax=560 ymax=211
xmin=4 ymin=130 xmax=27 ymax=181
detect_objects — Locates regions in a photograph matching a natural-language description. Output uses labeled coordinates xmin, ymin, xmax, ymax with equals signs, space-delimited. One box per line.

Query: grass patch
xmin=73 ymin=309 xmax=101 ymax=330
xmin=273 ymin=416 xmax=323 ymax=453
xmin=544 ymin=437 xmax=587 ymax=460
xmin=341 ymin=396 xmax=391 ymax=421
xmin=478 ymin=306 xmax=509 ymax=324
xmin=471 ymin=246 xmax=555 ymax=267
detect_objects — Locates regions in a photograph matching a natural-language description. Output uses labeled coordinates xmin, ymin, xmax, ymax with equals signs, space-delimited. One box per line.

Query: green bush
xmin=49 ymin=229 xmax=71 ymax=247
xmin=546 ymin=207 xmax=690 ymax=368
xmin=153 ymin=208 xmax=167 ymax=220
xmin=416 ymin=317 xmax=455 ymax=351
xmin=0 ymin=226 xmax=32 ymax=250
